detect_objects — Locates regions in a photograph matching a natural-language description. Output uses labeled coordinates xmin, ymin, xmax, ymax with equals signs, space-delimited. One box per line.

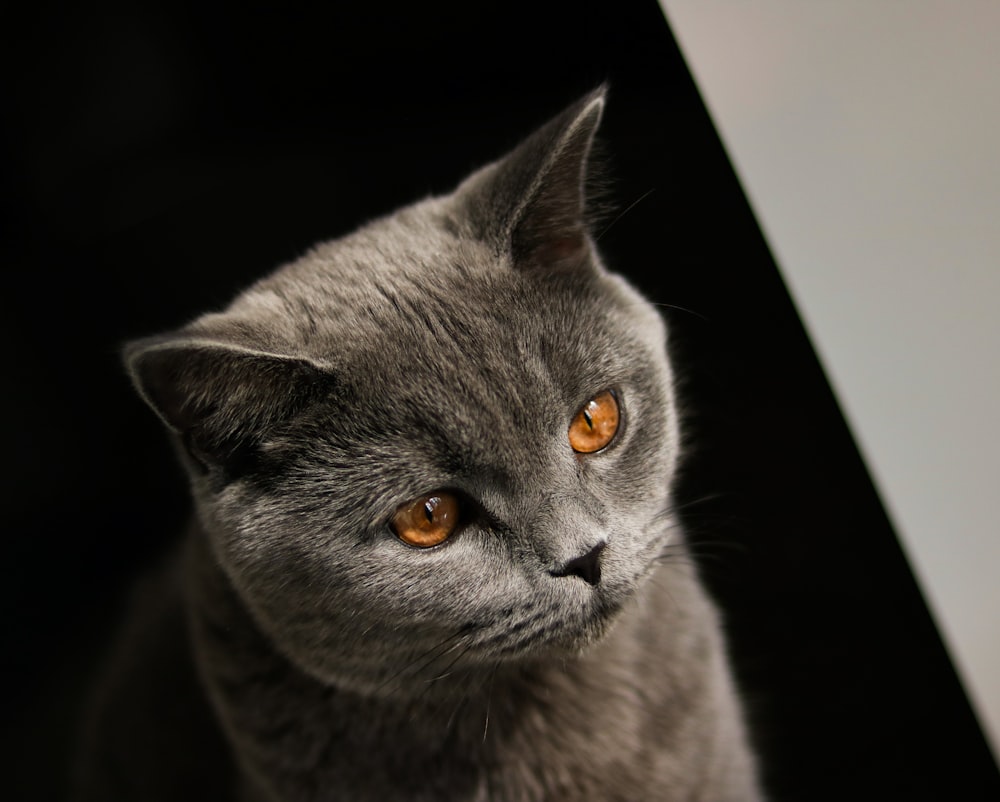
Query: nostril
xmin=550 ymin=541 xmax=606 ymax=586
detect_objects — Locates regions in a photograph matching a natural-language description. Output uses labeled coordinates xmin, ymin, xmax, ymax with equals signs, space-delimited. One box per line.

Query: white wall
xmin=660 ymin=0 xmax=1000 ymax=757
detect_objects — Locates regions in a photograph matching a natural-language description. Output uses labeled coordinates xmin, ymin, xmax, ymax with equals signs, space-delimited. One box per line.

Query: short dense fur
xmin=76 ymin=89 xmax=763 ymax=801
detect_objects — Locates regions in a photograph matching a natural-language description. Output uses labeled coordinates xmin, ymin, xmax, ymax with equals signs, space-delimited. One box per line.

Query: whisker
xmin=642 ymin=493 xmax=736 ymax=538
xmin=408 ymin=643 xmax=481 ymax=728
xmin=649 ymin=301 xmax=712 ymax=324
xmin=595 ymin=188 xmax=656 ymax=241
xmin=657 ymin=539 xmax=753 ymax=569
xmin=424 ymin=639 xmax=477 ymax=685
xmin=482 ymin=663 xmax=498 ymax=743
xmin=669 ymin=491 xmax=732 ymax=513
xmin=442 ymin=694 xmax=468 ymax=734
xmin=371 ymin=625 xmax=473 ymax=696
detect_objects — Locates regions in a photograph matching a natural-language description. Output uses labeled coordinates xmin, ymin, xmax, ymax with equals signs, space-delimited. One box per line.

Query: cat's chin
xmin=310 ymin=587 xmax=635 ymax=701
xmin=554 ymin=590 xmax=632 ymax=653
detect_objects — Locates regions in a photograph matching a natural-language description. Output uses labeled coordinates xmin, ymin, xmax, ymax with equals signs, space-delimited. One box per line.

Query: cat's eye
xmin=391 ymin=492 xmax=460 ymax=548
xmin=568 ymin=390 xmax=620 ymax=453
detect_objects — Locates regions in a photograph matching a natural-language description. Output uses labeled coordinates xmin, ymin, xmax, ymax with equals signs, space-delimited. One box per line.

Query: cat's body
xmin=76 ymin=90 xmax=763 ymax=801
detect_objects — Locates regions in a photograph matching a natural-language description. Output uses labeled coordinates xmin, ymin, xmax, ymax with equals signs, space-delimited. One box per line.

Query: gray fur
xmin=75 ymin=88 xmax=763 ymax=801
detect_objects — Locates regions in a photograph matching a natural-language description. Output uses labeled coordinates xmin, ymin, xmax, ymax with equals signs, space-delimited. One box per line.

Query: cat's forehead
xmin=245 ymin=206 xmax=625 ymax=371
xmin=331 ymin=254 xmax=600 ymax=407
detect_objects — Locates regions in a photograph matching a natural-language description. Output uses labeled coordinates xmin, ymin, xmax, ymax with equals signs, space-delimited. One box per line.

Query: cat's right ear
xmin=456 ymin=86 xmax=606 ymax=271
xmin=124 ymin=336 xmax=330 ymax=473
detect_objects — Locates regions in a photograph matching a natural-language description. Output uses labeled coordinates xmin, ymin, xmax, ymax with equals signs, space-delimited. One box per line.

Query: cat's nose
xmin=549 ymin=541 xmax=606 ymax=586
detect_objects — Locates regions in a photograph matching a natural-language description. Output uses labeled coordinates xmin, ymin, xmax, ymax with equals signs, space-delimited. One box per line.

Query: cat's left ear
xmin=459 ymin=86 xmax=606 ymax=270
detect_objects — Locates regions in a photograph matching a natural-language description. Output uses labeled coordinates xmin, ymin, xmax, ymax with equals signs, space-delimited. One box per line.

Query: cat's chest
xmin=225 ymin=667 xmax=655 ymax=802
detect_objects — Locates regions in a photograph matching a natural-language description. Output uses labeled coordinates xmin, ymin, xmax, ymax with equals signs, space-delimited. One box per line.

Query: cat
xmin=75 ymin=87 xmax=764 ymax=801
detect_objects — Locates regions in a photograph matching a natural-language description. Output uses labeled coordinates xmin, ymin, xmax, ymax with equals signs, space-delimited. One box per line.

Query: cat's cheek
xmin=371 ymin=536 xmax=518 ymax=612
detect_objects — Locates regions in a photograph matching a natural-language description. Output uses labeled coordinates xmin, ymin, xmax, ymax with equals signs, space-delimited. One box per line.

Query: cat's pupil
xmin=424 ymin=501 xmax=435 ymax=523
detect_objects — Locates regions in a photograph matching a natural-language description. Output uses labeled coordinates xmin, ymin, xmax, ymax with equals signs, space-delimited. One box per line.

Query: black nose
xmin=550 ymin=541 xmax=606 ymax=586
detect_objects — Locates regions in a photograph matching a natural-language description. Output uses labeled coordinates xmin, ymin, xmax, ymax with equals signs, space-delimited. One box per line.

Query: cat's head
xmin=126 ymin=88 xmax=682 ymax=697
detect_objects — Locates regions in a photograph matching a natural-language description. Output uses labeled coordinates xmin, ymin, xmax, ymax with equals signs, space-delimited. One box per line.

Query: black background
xmin=3 ymin=1 xmax=998 ymax=799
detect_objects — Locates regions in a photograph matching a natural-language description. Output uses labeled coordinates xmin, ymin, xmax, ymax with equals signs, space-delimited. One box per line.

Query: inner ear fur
xmin=458 ymin=86 xmax=606 ymax=270
xmin=509 ymin=90 xmax=605 ymax=268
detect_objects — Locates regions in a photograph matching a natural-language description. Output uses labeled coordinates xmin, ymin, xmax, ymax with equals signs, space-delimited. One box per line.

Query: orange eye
xmin=568 ymin=390 xmax=620 ymax=453
xmin=391 ymin=492 xmax=460 ymax=548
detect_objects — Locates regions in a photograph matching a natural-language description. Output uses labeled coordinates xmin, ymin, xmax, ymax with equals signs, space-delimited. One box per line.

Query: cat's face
xmin=128 ymin=89 xmax=681 ymax=697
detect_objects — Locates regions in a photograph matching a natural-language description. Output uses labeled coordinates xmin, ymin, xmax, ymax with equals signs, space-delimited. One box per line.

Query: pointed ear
xmin=458 ymin=86 xmax=606 ymax=269
xmin=510 ymin=88 xmax=605 ymax=268
xmin=125 ymin=335 xmax=331 ymax=472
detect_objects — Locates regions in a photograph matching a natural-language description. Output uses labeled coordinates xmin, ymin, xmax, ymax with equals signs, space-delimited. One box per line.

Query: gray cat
xmin=75 ymin=88 xmax=763 ymax=801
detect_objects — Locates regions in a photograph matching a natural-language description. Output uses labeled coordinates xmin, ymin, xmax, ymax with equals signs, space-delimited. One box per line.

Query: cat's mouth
xmin=335 ymin=569 xmax=643 ymax=698
xmin=458 ymin=580 xmax=633 ymax=664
